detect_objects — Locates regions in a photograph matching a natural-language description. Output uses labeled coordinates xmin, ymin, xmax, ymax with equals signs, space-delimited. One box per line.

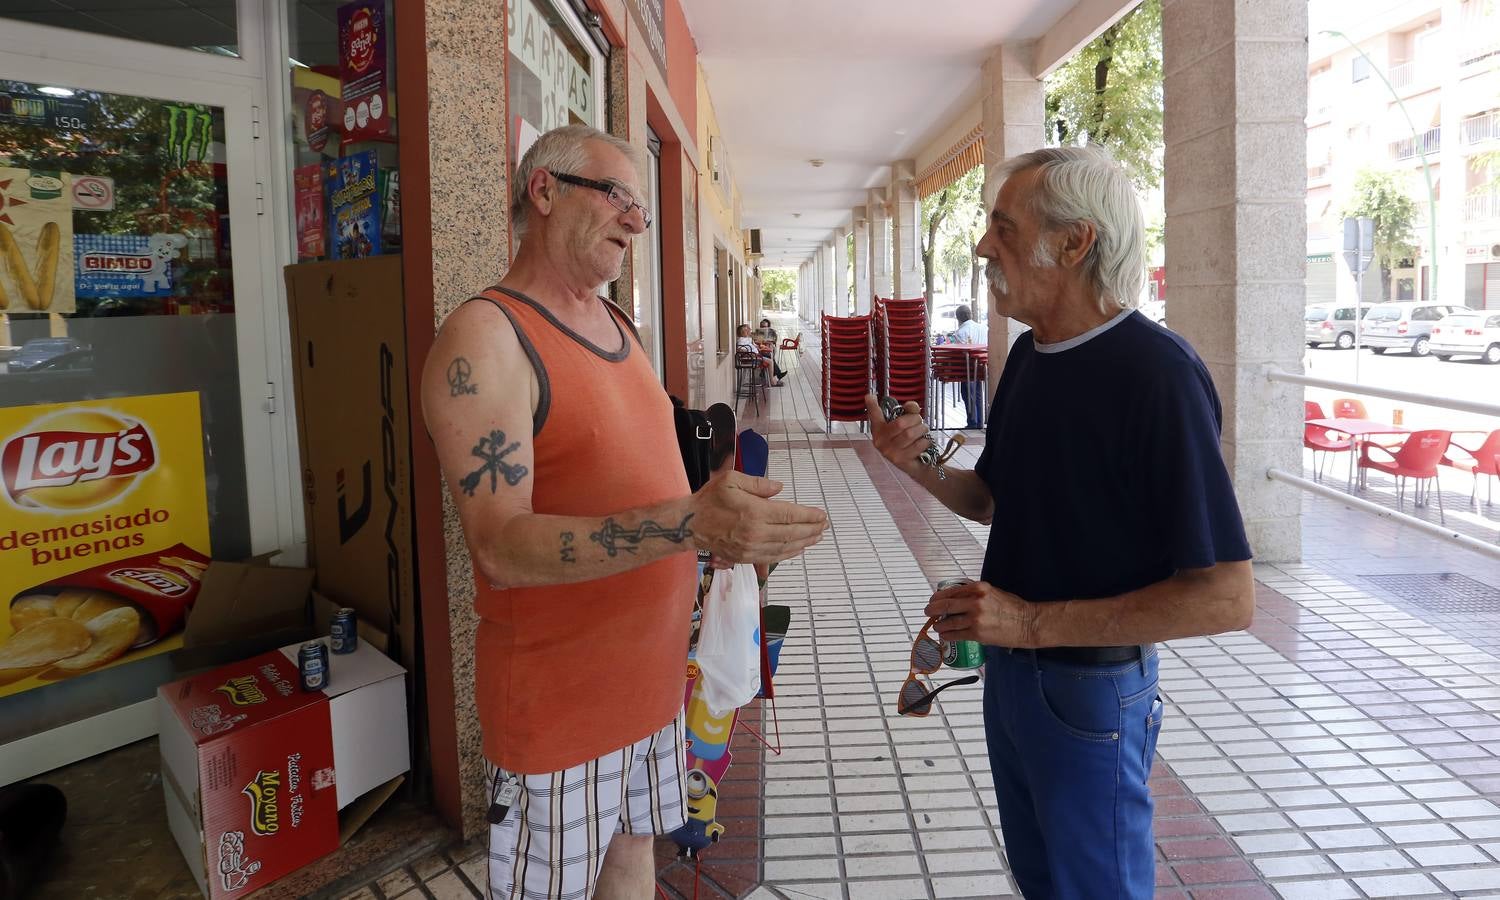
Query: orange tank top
xmin=469 ymin=286 xmax=696 ymax=773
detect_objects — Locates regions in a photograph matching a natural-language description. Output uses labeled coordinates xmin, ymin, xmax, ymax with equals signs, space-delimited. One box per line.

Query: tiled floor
xmin=344 ymin=314 xmax=1500 ymax=900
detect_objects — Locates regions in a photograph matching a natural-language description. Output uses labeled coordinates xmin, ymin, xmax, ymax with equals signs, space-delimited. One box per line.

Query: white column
xmin=981 ymin=42 xmax=1046 ymax=387
xmin=853 ymin=206 xmax=872 ymax=315
xmin=888 ymin=161 xmax=922 ymax=299
xmin=823 ymin=242 xmax=837 ymax=317
xmin=834 ymin=225 xmax=850 ymax=316
xmin=1163 ymin=0 xmax=1306 ymax=560
xmin=1437 ymin=0 xmax=1465 ymax=303
xmin=868 ymin=188 xmax=892 ymax=300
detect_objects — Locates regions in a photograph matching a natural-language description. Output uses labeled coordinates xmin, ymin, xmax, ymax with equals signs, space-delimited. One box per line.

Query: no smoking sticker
xmin=71 ymin=175 xmax=115 ymax=212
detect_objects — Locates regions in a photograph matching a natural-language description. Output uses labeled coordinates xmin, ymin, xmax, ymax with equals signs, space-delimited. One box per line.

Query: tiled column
xmin=980 ymin=42 xmax=1044 ymax=388
xmin=1163 ymin=0 xmax=1306 ymax=560
xmin=868 ymin=189 xmax=892 ymax=300
xmin=1437 ymin=0 xmax=1465 ymax=303
xmin=852 ymin=207 xmax=872 ymax=315
xmin=888 ymin=161 xmax=922 ymax=300
xmin=833 ymin=225 xmax=850 ymax=316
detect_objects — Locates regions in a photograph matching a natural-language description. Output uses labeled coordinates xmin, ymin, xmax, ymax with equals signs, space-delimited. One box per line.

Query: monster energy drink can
xmin=299 ymin=641 xmax=329 ymax=692
xmin=935 ymin=578 xmax=984 ymax=670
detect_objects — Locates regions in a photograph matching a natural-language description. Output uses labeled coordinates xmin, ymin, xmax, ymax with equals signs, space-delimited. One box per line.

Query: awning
xmin=915 ymin=125 xmax=984 ymax=199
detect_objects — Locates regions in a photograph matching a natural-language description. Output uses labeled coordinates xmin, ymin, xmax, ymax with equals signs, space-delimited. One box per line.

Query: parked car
xmin=1305 ymin=305 xmax=1369 ymax=349
xmin=1360 ymin=302 xmax=1468 ymax=356
xmin=1430 ymin=311 xmax=1500 ymax=364
xmin=6 ymin=338 xmax=85 ymax=372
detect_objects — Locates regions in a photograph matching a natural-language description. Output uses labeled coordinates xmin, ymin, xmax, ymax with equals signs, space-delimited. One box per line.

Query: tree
xmin=1341 ymin=169 xmax=1418 ymax=302
xmin=1044 ymin=0 xmax=1163 ymax=193
xmin=921 ymin=165 xmax=985 ymax=310
xmin=761 ymin=267 xmax=796 ymax=307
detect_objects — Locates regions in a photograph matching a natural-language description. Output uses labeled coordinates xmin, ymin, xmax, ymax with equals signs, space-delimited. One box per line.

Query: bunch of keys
xmin=879 ymin=396 xmax=965 ymax=480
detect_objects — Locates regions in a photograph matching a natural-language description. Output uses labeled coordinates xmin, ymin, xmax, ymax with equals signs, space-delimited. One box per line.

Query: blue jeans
xmin=982 ymin=646 xmax=1163 ymax=899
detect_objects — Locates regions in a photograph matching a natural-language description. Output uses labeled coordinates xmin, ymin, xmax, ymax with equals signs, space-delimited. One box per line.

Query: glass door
xmin=0 ymin=55 xmax=282 ymax=759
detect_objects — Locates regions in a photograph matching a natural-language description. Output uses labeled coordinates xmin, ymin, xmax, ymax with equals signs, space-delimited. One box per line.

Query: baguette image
xmin=32 ymin=222 xmax=59 ymax=310
xmin=0 ymin=224 xmax=40 ymax=310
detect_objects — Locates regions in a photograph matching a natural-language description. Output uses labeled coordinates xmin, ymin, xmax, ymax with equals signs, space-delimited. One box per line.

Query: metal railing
xmin=1461 ymin=111 xmax=1500 ymax=145
xmin=1265 ymin=367 xmax=1500 ymax=561
xmin=1387 ymin=61 xmax=1414 ymax=90
xmin=1390 ymin=126 xmax=1441 ymax=161
xmin=1466 ymin=191 xmax=1500 ymax=224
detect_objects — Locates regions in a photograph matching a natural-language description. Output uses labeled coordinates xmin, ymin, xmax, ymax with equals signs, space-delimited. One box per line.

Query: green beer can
xmin=935 ymin=578 xmax=984 ymax=670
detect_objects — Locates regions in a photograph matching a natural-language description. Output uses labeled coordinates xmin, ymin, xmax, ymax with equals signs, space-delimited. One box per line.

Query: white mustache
xmin=986 ymin=264 xmax=1008 ymax=297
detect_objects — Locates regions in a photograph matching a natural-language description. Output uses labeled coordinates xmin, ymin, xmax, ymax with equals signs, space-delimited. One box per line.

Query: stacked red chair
xmin=873 ymin=297 xmax=930 ymax=419
xmin=821 ymin=314 xmax=874 ymax=430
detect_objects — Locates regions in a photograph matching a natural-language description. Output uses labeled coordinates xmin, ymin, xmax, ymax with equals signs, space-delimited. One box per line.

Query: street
xmin=1303 ymin=343 xmax=1500 ymax=434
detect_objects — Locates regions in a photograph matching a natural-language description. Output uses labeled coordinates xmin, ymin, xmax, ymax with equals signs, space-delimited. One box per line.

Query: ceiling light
xmin=894 ymin=128 xmax=908 ymax=136
xmin=38 ymin=86 xmax=75 ymax=97
xmin=809 ymin=159 xmax=825 ymax=168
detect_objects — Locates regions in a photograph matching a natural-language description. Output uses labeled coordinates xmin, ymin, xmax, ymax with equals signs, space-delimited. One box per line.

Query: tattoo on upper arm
xmin=447 ymin=357 xmax=479 ymax=396
xmin=459 ymin=430 xmax=529 ymax=496
xmin=560 ymin=532 xmax=576 ymax=564
xmin=590 ymin=514 xmax=695 ymax=557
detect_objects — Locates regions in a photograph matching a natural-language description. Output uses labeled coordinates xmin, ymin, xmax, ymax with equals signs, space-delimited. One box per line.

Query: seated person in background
xmin=737 ymin=323 xmax=786 ymax=386
xmin=755 ymin=317 xmax=779 ymax=345
xmin=953 ymin=305 xmax=987 ymax=430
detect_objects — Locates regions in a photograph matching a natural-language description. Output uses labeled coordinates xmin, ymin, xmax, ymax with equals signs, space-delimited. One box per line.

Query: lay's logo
xmin=0 ymin=407 xmax=157 ymax=512
xmin=214 ymin=675 xmax=267 ymax=707
xmin=241 ymin=769 xmax=282 ymax=836
xmin=108 ymin=566 xmax=190 ymax=597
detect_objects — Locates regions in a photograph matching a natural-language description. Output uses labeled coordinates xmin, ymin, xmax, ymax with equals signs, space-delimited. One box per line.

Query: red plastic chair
xmin=1304 ymin=400 xmax=1352 ymax=481
xmin=1358 ymin=430 xmax=1452 ymax=522
xmin=1440 ymin=429 xmax=1500 ymax=509
xmin=1333 ymin=398 xmax=1368 ymax=419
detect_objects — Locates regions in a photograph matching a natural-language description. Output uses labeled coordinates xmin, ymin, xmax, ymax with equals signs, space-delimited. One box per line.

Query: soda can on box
xmin=934 ymin=578 xmax=984 ymax=670
xmin=330 ymin=606 xmax=358 ymax=654
xmin=299 ymin=640 xmax=329 ymax=691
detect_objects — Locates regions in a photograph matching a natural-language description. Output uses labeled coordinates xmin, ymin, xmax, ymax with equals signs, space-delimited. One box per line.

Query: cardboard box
xmin=157 ymin=641 xmax=408 ymax=899
xmin=283 ymin=258 xmax=416 ymax=677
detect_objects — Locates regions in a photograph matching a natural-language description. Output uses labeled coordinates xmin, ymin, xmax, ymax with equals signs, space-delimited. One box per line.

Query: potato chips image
xmin=0 ymin=618 xmax=91 ymax=670
xmin=0 ymin=393 xmax=210 ymax=698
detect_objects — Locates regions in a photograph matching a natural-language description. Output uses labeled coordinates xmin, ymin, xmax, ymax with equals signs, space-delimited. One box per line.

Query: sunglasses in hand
xmin=896 ymin=616 xmax=980 ymax=717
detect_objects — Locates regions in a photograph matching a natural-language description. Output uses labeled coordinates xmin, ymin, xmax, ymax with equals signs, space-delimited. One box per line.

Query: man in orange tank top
xmin=421 ymin=125 xmax=828 ymax=900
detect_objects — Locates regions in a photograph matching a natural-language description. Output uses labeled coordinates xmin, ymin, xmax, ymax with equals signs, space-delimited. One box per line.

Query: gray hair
xmin=996 ymin=146 xmax=1145 ymax=313
xmin=510 ymin=124 xmax=639 ymax=240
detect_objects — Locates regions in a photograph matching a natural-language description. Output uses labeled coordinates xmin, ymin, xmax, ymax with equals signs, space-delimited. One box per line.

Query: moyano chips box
xmin=0 ymin=392 xmax=210 ymax=698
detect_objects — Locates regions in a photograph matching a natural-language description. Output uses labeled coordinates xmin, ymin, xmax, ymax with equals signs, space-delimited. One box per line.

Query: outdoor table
xmin=932 ymin=342 xmax=988 ymax=429
xmin=1306 ymin=417 xmax=1411 ymax=492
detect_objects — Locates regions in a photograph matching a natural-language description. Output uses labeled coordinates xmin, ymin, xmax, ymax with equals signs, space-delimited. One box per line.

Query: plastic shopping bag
xmin=694 ymin=563 xmax=762 ymax=715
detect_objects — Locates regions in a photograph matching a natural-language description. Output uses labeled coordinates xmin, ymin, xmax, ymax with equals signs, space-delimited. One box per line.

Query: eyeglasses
xmin=551 ymin=172 xmax=653 ymax=228
xmin=896 ymin=616 xmax=979 ymax=717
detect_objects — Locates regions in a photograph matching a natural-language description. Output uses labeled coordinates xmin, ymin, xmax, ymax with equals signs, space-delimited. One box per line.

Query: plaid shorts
xmin=484 ymin=712 xmax=687 ymax=900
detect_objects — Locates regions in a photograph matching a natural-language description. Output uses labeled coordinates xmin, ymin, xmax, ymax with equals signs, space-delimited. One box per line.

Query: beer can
xmin=299 ymin=641 xmax=329 ymax=692
xmin=330 ymin=607 xmax=359 ymax=655
xmin=934 ymin=578 xmax=984 ymax=670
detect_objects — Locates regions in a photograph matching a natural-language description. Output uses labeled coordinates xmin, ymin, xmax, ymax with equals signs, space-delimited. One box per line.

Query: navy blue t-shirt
xmin=975 ymin=310 xmax=1252 ymax=603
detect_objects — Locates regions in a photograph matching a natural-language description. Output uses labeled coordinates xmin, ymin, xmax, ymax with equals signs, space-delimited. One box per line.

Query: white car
xmin=1430 ymin=311 xmax=1500 ymax=364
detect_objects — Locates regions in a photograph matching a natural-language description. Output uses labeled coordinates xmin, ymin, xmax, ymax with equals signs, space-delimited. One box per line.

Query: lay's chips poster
xmin=0 ymin=392 xmax=210 ymax=698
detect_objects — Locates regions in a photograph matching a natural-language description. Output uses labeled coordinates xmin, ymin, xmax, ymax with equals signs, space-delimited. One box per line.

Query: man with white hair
xmin=422 ymin=125 xmax=827 ymax=899
xmin=867 ymin=146 xmax=1253 ymax=898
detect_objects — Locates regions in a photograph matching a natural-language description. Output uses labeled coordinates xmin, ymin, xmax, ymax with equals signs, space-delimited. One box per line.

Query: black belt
xmin=1034 ymin=645 xmax=1146 ymax=665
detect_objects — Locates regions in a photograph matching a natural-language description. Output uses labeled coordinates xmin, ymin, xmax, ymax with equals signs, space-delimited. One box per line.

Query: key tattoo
xmin=459 ymin=430 xmax=529 ymax=495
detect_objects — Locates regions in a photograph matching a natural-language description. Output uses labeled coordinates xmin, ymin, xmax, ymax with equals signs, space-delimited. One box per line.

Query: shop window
xmin=0 ymin=78 xmax=250 ymax=558
xmin=285 ymin=0 xmax=401 ymax=261
xmin=0 ymin=0 xmax=239 ymax=56
xmin=507 ymin=0 xmax=605 ymax=163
